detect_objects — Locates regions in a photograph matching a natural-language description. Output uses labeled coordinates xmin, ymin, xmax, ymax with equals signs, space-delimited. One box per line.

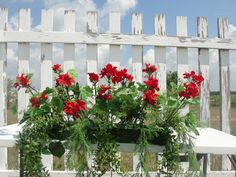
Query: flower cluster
xmin=179 ymin=71 xmax=204 ymax=99
xmin=64 ymin=99 xmax=86 ymax=118
xmin=13 ymin=73 xmax=31 ymax=90
xmin=142 ymin=64 xmax=159 ymax=105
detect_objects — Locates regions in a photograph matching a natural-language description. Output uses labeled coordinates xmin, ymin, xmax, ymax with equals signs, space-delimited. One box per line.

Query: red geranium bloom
xmin=179 ymin=82 xmax=200 ymax=99
xmin=64 ymin=99 xmax=86 ymax=118
xmin=144 ymin=77 xmax=160 ymax=91
xmin=52 ymin=64 xmax=62 ymax=73
xmin=39 ymin=92 xmax=47 ymax=100
xmin=56 ymin=73 xmax=75 ymax=87
xmin=100 ymin=64 xmax=117 ymax=79
xmin=88 ymin=72 xmax=99 ymax=83
xmin=97 ymin=85 xmax=112 ymax=100
xmin=111 ymin=68 xmax=133 ymax=84
xmin=143 ymin=89 xmax=159 ymax=105
xmin=30 ymin=97 xmax=40 ymax=108
xmin=142 ymin=63 xmax=157 ymax=75
xmin=192 ymin=74 xmax=204 ymax=86
xmin=76 ymin=99 xmax=86 ymax=111
xmin=14 ymin=74 xmax=30 ymax=90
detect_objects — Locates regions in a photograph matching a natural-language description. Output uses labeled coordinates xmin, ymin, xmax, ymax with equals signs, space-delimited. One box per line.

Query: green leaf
xmin=51 ymin=97 xmax=63 ymax=112
xmin=19 ymin=112 xmax=31 ymax=124
xmin=67 ymin=69 xmax=78 ymax=79
xmin=48 ymin=141 xmax=65 ymax=158
xmin=167 ymin=97 xmax=178 ymax=108
xmin=27 ymin=73 xmax=33 ymax=79
xmin=44 ymin=87 xmax=54 ymax=94
xmin=80 ymin=86 xmax=93 ymax=100
xmin=40 ymin=104 xmax=51 ymax=113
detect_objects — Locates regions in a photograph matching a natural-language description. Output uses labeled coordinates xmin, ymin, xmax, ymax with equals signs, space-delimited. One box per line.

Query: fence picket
xmin=218 ymin=17 xmax=231 ymax=170
xmin=155 ymin=14 xmax=166 ymax=92
xmin=64 ymin=10 xmax=75 ymax=71
xmin=0 ymin=7 xmax=8 ymax=170
xmin=18 ymin=8 xmax=30 ymax=120
xmin=109 ymin=12 xmax=121 ymax=67
xmin=176 ymin=16 xmax=189 ymax=115
xmin=131 ymin=13 xmax=143 ymax=174
xmin=86 ymin=11 xmax=98 ymax=87
xmin=197 ymin=16 xmax=211 ymax=171
xmin=41 ymin=9 xmax=54 ymax=171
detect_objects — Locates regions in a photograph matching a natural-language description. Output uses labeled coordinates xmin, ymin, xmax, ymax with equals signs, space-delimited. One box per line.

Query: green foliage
xmin=16 ymin=64 xmax=203 ymax=177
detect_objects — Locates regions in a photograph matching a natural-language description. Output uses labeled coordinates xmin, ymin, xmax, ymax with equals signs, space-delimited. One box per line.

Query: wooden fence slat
xmin=86 ymin=12 xmax=98 ymax=168
xmin=18 ymin=8 xmax=30 ymax=121
xmin=218 ymin=17 xmax=231 ymax=170
xmin=41 ymin=9 xmax=54 ymax=171
xmin=109 ymin=12 xmax=120 ymax=67
xmin=132 ymin=13 xmax=143 ymax=83
xmin=131 ymin=13 xmax=143 ymax=173
xmin=0 ymin=7 xmax=8 ymax=170
xmin=197 ymin=16 xmax=211 ymax=171
xmin=86 ymin=11 xmax=98 ymax=87
xmin=155 ymin=14 xmax=166 ymax=92
xmin=176 ymin=16 xmax=189 ymax=116
xmin=198 ymin=17 xmax=210 ymax=125
xmin=64 ymin=10 xmax=75 ymax=71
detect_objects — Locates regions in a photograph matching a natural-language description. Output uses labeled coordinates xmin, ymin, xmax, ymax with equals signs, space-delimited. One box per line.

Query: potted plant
xmin=14 ymin=63 xmax=204 ymax=177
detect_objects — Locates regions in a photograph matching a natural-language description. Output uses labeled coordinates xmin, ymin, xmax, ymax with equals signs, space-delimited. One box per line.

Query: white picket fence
xmin=0 ymin=7 xmax=236 ymax=176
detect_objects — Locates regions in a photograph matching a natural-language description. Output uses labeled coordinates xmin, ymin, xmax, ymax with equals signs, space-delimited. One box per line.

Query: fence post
xmin=218 ymin=17 xmax=231 ymax=170
xmin=0 ymin=7 xmax=8 ymax=170
xmin=41 ymin=9 xmax=54 ymax=171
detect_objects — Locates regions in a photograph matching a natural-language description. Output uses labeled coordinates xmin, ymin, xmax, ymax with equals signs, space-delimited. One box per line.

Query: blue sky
xmin=0 ymin=0 xmax=236 ymax=90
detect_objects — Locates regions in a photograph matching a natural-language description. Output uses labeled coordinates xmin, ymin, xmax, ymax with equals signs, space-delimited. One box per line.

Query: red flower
xmin=30 ymin=97 xmax=40 ymax=108
xmin=76 ymin=99 xmax=86 ymax=111
xmin=56 ymin=73 xmax=75 ymax=87
xmin=97 ymin=85 xmax=112 ymax=100
xmin=100 ymin=64 xmax=117 ymax=79
xmin=179 ymin=83 xmax=200 ymax=99
xmin=144 ymin=77 xmax=160 ymax=91
xmin=111 ymin=69 xmax=133 ymax=84
xmin=64 ymin=99 xmax=86 ymax=118
xmin=52 ymin=64 xmax=62 ymax=72
xmin=14 ymin=74 xmax=30 ymax=90
xmin=192 ymin=74 xmax=204 ymax=86
xmin=143 ymin=90 xmax=159 ymax=105
xmin=183 ymin=71 xmax=204 ymax=86
xmin=142 ymin=63 xmax=157 ymax=75
xmin=88 ymin=72 xmax=99 ymax=83
xmin=39 ymin=92 xmax=47 ymax=100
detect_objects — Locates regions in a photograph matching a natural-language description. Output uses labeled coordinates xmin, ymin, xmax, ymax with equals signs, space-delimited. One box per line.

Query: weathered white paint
xmin=41 ymin=9 xmax=54 ymax=171
xmin=218 ymin=17 xmax=231 ymax=171
xmin=155 ymin=14 xmax=166 ymax=92
xmin=198 ymin=17 xmax=210 ymax=126
xmin=0 ymin=7 xmax=8 ymax=170
xmin=18 ymin=9 xmax=30 ymax=121
xmin=197 ymin=16 xmax=211 ymax=172
xmin=64 ymin=10 xmax=75 ymax=71
xmin=176 ymin=16 xmax=189 ymax=115
xmin=109 ymin=12 xmax=121 ymax=67
xmin=1 ymin=31 xmax=236 ymax=49
xmin=86 ymin=12 xmax=98 ymax=87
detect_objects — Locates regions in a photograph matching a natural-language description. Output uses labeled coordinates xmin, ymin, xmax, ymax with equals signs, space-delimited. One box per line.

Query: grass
xmin=6 ymin=94 xmax=236 ymax=171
